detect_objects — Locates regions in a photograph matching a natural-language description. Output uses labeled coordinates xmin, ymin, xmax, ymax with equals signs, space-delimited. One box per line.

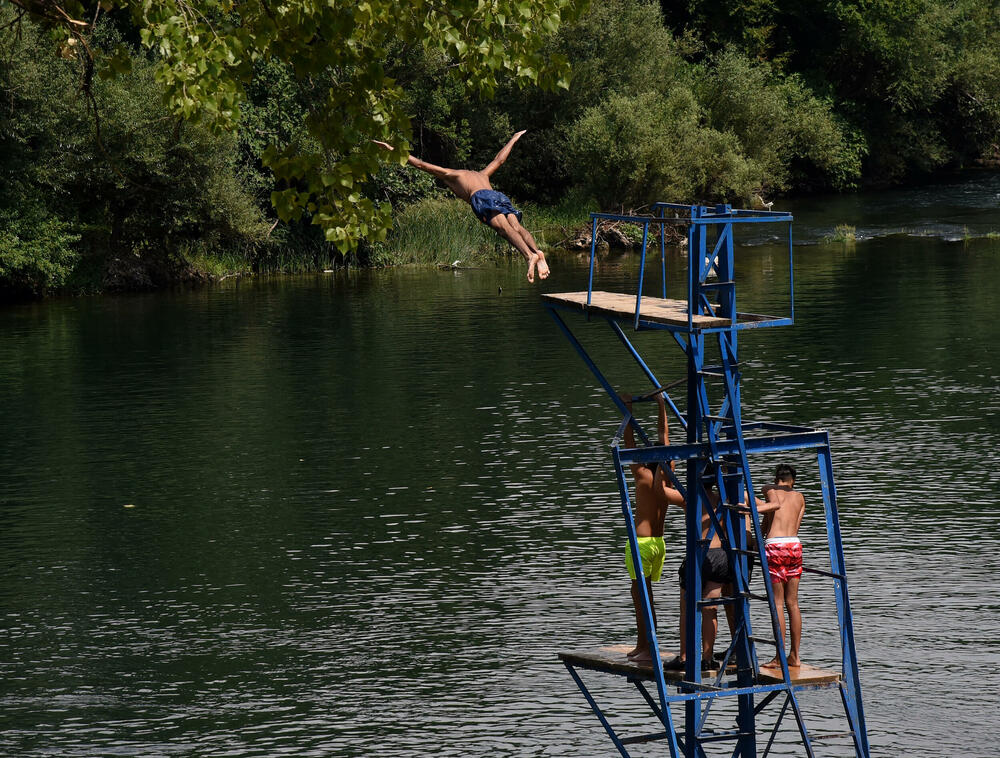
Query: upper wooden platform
xmin=559 ymin=646 xmax=841 ymax=687
xmin=543 ymin=291 xmax=782 ymax=329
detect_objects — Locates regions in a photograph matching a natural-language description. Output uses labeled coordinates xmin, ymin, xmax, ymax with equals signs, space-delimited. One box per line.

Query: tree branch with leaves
xmin=10 ymin=0 xmax=586 ymax=251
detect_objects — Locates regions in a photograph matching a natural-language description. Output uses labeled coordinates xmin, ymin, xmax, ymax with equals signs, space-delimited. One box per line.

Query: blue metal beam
xmin=563 ymin=663 xmax=633 ymax=758
xmin=614 ymin=431 xmax=833 ymax=465
xmin=545 ymin=308 xmax=652 ymax=446
xmin=607 ymin=319 xmax=687 ymax=430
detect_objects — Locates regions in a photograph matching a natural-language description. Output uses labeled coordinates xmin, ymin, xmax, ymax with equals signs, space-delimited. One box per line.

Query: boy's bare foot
xmin=526 ymin=252 xmax=540 ymax=283
xmin=762 ymin=656 xmax=801 ymax=669
xmin=626 ymin=645 xmax=642 ymax=658
xmin=535 ymin=251 xmax=550 ymax=280
xmin=630 ymin=649 xmax=653 ymax=664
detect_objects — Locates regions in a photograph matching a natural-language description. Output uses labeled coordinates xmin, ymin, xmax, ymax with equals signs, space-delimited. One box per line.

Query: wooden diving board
xmin=560 ymin=646 xmax=691 ymax=682
xmin=542 ymin=291 xmax=777 ymax=329
xmin=559 ymin=646 xmax=841 ymax=687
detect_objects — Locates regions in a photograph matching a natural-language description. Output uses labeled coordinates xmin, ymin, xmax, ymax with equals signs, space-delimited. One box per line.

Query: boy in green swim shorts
xmin=622 ymin=392 xmax=685 ymax=663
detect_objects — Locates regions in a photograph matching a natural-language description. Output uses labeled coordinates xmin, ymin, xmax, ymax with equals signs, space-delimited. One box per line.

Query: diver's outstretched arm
xmin=482 ymin=130 xmax=526 ymax=177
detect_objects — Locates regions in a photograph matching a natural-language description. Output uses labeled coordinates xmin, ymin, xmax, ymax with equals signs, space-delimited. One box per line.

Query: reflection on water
xmin=2 ymin=176 xmax=1000 ymax=756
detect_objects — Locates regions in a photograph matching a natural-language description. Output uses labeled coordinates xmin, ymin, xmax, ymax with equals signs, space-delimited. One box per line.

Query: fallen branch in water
xmin=557 ymin=217 xmax=688 ymax=250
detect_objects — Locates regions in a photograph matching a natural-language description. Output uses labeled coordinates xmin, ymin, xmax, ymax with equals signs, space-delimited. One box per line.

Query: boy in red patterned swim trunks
xmin=757 ymin=464 xmax=805 ymax=668
xmin=373 ymin=131 xmax=550 ymax=283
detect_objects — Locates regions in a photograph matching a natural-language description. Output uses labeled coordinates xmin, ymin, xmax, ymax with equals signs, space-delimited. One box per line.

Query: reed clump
xmin=826 ymin=224 xmax=857 ymax=243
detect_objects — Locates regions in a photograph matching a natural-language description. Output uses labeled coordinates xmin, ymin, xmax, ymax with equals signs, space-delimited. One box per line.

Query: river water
xmin=2 ymin=174 xmax=999 ymax=756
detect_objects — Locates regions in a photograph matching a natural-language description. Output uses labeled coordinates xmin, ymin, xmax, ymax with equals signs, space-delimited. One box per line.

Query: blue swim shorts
xmin=469 ymin=189 xmax=522 ymax=225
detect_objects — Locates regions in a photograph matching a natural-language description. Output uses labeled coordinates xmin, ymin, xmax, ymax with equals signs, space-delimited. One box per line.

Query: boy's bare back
xmin=761 ymin=485 xmax=805 ymax=538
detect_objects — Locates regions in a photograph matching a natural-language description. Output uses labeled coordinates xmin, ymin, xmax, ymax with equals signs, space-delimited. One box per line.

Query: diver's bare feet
xmin=626 ymin=645 xmax=642 ymax=658
xmin=761 ymin=658 xmax=781 ymax=669
xmin=534 ymin=251 xmax=550 ymax=280
xmin=786 ymin=655 xmax=801 ymax=667
xmin=526 ymin=252 xmax=539 ymax=283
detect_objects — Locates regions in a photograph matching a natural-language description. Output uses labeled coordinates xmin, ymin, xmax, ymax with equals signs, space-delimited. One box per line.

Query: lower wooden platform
xmin=543 ymin=291 xmax=776 ymax=329
xmin=559 ymin=646 xmax=841 ymax=686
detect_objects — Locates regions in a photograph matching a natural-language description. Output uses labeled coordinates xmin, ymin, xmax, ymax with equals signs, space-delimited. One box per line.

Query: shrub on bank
xmin=566 ymin=89 xmax=762 ymax=208
xmin=0 ymin=210 xmax=80 ymax=296
xmin=0 ymin=11 xmax=269 ymax=295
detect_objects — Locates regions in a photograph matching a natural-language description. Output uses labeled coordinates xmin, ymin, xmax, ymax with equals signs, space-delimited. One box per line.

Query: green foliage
xmin=694 ymin=50 xmax=865 ymax=191
xmin=88 ymin=51 xmax=270 ymax=256
xmin=32 ymin=0 xmax=587 ymax=252
xmin=566 ymin=89 xmax=761 ymax=207
xmin=662 ymin=0 xmax=1000 ymax=181
xmin=394 ymin=0 xmax=863 ymax=210
xmin=0 ymin=209 xmax=80 ymax=295
xmin=6 ymin=0 xmax=1000 ymax=293
xmin=0 ymin=9 xmax=269 ymax=294
xmin=451 ymin=0 xmax=684 ymax=203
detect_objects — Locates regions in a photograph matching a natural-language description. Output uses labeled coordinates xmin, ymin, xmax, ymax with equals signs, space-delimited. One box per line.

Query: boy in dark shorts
xmin=373 ymin=131 xmax=550 ymax=283
xmin=756 ymin=463 xmax=806 ymax=668
xmin=660 ymin=465 xmax=726 ymax=672
xmin=621 ymin=392 xmax=685 ymax=663
xmin=658 ymin=467 xmax=756 ymax=671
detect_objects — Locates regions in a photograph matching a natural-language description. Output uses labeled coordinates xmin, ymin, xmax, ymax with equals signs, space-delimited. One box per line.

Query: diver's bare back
xmin=443 ymin=170 xmax=492 ymax=202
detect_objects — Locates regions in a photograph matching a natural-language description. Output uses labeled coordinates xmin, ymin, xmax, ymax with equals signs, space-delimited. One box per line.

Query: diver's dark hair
xmin=774 ymin=463 xmax=796 ymax=483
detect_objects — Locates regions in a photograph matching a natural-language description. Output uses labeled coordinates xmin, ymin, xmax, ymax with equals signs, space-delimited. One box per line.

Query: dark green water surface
xmin=2 ymin=174 xmax=1000 ymax=756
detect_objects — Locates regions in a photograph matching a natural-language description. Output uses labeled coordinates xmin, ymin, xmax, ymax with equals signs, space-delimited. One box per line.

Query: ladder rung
xmin=699 ymin=281 xmax=735 ymax=289
xmin=676 ymin=679 xmax=723 ymax=692
xmin=715 ymin=459 xmax=742 ymax=467
xmin=749 ymin=592 xmax=769 ymax=602
xmin=698 ymin=594 xmax=747 ymax=608
xmin=620 ymin=731 xmax=668 ymax=746
xmin=705 ymin=415 xmax=734 ymax=423
xmin=735 ymin=548 xmax=757 ymax=556
xmin=749 ymin=636 xmax=777 ymax=646
xmin=696 ymin=731 xmax=757 ymax=743
xmin=810 ymin=731 xmax=858 ymax=741
xmin=802 ymin=566 xmax=847 ymax=580
xmin=722 ymin=503 xmax=751 ymax=514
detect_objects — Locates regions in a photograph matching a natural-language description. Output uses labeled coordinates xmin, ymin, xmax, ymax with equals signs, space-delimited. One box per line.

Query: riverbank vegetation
xmin=2 ymin=0 xmax=1000 ymax=296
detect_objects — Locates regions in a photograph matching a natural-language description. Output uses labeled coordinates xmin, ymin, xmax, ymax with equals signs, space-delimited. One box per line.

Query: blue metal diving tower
xmin=544 ymin=203 xmax=870 ymax=757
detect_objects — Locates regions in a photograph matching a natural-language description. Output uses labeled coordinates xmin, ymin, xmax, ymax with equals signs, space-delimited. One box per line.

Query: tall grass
xmin=371 ymin=198 xmax=503 ymax=266
xmin=184 ymin=192 xmax=601 ymax=276
xmin=371 ymin=192 xmax=598 ymax=266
